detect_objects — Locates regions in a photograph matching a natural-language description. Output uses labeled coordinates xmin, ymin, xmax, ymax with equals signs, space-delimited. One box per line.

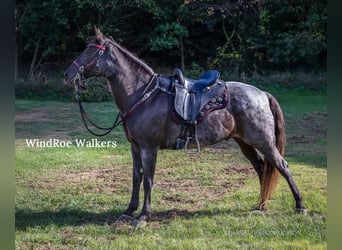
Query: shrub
xmin=15 ymin=77 xmax=112 ymax=102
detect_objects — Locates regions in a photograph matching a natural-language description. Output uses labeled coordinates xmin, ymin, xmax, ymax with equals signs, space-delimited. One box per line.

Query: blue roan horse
xmin=64 ymin=28 xmax=306 ymax=226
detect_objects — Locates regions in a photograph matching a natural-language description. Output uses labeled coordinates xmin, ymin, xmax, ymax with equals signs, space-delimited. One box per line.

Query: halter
xmin=72 ymin=39 xmax=123 ymax=137
xmin=72 ymin=41 xmax=107 ymax=74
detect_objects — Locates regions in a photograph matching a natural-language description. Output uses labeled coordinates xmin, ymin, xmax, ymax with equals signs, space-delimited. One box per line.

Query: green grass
xmin=15 ymin=88 xmax=327 ymax=249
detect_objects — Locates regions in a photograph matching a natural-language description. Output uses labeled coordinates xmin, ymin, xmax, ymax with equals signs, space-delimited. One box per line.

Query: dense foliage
xmin=16 ymin=0 xmax=326 ymax=80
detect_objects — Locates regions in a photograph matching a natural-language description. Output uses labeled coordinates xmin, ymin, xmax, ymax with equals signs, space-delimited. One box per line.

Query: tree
xmin=248 ymin=0 xmax=327 ymax=72
xmin=16 ymin=0 xmax=327 ymax=81
xmin=16 ymin=0 xmax=137 ymax=80
xmin=133 ymin=0 xmax=189 ymax=70
xmin=16 ymin=0 xmax=70 ymax=80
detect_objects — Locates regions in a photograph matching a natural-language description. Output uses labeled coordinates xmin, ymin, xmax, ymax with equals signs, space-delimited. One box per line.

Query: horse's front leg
xmin=133 ymin=146 xmax=158 ymax=226
xmin=117 ymin=143 xmax=143 ymax=222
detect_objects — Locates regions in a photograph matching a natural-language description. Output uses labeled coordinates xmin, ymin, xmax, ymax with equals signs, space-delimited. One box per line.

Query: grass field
xmin=15 ymin=88 xmax=327 ymax=249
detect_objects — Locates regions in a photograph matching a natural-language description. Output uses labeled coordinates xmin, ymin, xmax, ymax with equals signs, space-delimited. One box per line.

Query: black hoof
xmin=132 ymin=214 xmax=149 ymax=227
xmin=252 ymin=206 xmax=267 ymax=212
xmin=123 ymin=207 xmax=136 ymax=217
xmin=116 ymin=214 xmax=134 ymax=223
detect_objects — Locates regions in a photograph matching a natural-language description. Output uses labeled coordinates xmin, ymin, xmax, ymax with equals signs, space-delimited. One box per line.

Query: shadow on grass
xmin=15 ymin=207 xmax=237 ymax=231
xmin=16 ymin=205 xmax=306 ymax=232
xmin=15 ymin=208 xmax=121 ymax=231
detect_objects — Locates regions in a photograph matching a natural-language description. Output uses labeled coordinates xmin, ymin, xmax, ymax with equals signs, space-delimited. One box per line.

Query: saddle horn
xmin=174 ymin=68 xmax=185 ymax=85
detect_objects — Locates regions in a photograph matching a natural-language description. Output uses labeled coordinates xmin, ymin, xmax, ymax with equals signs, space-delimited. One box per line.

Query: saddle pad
xmin=172 ymin=86 xmax=229 ymax=124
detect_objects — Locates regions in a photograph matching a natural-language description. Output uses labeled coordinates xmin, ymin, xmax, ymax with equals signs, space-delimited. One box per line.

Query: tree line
xmin=16 ymin=0 xmax=326 ymax=81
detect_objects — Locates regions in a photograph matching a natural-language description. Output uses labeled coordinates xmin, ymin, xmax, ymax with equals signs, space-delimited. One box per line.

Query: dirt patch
xmin=220 ymin=165 xmax=256 ymax=188
xmin=16 ymin=111 xmax=52 ymax=123
xmin=154 ymin=162 xmax=256 ymax=209
xmin=15 ymin=106 xmax=73 ymax=123
xmin=31 ymin=167 xmax=131 ymax=194
xmin=15 ymin=104 xmax=85 ymax=139
xmin=31 ymin=158 xmax=257 ymax=213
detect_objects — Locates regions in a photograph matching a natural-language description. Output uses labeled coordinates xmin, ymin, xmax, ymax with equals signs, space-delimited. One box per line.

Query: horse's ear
xmin=94 ymin=26 xmax=105 ymax=41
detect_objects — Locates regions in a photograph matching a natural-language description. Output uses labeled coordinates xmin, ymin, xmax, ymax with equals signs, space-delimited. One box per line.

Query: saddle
xmin=173 ymin=68 xmax=221 ymax=123
xmin=171 ymin=68 xmax=229 ymax=153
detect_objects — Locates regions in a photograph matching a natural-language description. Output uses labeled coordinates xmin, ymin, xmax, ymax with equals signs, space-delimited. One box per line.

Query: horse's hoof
xmin=252 ymin=206 xmax=267 ymax=212
xmin=116 ymin=214 xmax=134 ymax=223
xmin=295 ymin=208 xmax=307 ymax=215
xmin=131 ymin=214 xmax=148 ymax=228
xmin=132 ymin=219 xmax=147 ymax=228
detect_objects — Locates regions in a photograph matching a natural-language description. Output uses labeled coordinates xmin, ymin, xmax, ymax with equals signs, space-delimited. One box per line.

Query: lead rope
xmin=74 ymin=76 xmax=122 ymax=137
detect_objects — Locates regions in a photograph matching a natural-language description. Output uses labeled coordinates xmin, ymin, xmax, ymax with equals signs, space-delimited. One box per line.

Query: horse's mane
xmin=107 ymin=38 xmax=155 ymax=76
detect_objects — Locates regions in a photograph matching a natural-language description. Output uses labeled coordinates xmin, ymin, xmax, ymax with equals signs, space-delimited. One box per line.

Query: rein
xmin=73 ymin=73 xmax=122 ymax=137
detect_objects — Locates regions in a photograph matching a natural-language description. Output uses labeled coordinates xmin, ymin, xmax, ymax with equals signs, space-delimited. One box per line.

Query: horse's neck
xmin=106 ymin=46 xmax=154 ymax=114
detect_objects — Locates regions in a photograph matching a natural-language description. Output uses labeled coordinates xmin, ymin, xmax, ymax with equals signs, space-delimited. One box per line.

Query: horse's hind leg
xmin=234 ymin=138 xmax=263 ymax=185
xmin=262 ymin=146 xmax=306 ymax=213
xmin=235 ymin=138 xmax=276 ymax=210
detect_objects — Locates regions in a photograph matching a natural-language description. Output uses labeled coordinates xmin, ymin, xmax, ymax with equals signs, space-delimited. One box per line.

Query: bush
xmin=77 ymin=77 xmax=113 ymax=102
xmin=15 ymin=77 xmax=112 ymax=102
xmin=15 ymin=79 xmax=74 ymax=101
xmin=246 ymin=71 xmax=327 ymax=93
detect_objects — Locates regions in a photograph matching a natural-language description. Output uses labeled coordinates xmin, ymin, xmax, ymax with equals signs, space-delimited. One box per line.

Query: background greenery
xmin=16 ymin=0 xmax=326 ymax=83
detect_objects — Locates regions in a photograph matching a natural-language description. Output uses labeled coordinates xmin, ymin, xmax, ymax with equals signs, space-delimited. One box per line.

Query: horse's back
xmin=226 ymin=81 xmax=272 ymax=113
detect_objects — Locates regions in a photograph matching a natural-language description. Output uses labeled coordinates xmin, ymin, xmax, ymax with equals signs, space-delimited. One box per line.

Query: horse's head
xmin=64 ymin=27 xmax=111 ymax=84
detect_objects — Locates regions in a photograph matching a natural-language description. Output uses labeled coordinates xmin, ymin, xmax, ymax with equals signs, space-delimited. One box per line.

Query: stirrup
xmin=184 ymin=136 xmax=200 ymax=154
xmin=184 ymin=123 xmax=200 ymax=154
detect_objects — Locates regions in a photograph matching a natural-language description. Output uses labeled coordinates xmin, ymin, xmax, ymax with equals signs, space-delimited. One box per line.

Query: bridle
xmin=72 ymin=39 xmax=123 ymax=137
xmin=72 ymin=41 xmax=107 ymax=75
xmin=71 ymin=39 xmax=167 ymax=137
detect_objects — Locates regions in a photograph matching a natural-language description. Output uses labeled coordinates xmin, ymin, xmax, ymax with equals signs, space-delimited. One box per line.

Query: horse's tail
xmin=258 ymin=92 xmax=285 ymax=209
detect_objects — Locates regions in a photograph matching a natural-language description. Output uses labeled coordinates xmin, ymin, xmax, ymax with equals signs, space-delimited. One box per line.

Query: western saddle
xmin=172 ymin=68 xmax=228 ymax=153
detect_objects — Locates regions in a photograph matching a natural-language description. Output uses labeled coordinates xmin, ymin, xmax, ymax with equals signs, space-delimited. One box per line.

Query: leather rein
xmin=73 ymin=75 xmax=122 ymax=137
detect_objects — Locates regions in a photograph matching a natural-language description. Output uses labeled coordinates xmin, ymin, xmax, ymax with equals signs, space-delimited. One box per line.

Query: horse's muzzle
xmin=63 ymin=73 xmax=70 ymax=85
xmin=64 ymin=61 xmax=81 ymax=84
